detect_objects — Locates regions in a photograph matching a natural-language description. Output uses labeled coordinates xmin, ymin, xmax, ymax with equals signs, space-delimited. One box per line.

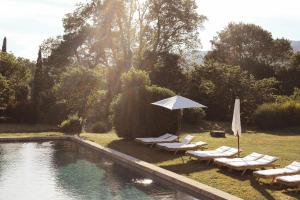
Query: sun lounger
xmin=156 ymin=135 xmax=207 ymax=154
xmin=135 ymin=133 xmax=178 ymax=146
xmin=225 ymin=155 xmax=278 ymax=175
xmin=214 ymin=152 xmax=264 ymax=167
xmin=254 ymin=161 xmax=300 ymax=182
xmin=186 ymin=146 xmax=239 ymax=163
xmin=276 ymin=174 xmax=300 ymax=189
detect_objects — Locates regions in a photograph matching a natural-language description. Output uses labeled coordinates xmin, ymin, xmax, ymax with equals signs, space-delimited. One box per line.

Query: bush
xmin=183 ymin=108 xmax=206 ymax=124
xmin=91 ymin=121 xmax=112 ymax=133
xmin=60 ymin=114 xmax=83 ymax=134
xmin=185 ymin=62 xmax=277 ymax=121
xmin=253 ymin=100 xmax=300 ymax=129
xmin=40 ymin=101 xmax=69 ymax=125
xmin=111 ymin=85 xmax=180 ymax=139
xmin=6 ymin=101 xmax=36 ymax=123
xmin=120 ymin=67 xmax=151 ymax=90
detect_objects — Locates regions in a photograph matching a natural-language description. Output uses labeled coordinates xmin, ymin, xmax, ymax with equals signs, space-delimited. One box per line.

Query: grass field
xmin=81 ymin=128 xmax=300 ymax=200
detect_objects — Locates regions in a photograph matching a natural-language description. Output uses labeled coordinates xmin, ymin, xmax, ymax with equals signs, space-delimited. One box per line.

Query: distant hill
xmin=291 ymin=41 xmax=300 ymax=52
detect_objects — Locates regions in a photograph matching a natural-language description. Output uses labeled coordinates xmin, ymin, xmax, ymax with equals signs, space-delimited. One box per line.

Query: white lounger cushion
xmin=276 ymin=174 xmax=300 ymax=183
xmin=187 ymin=146 xmax=238 ymax=158
xmin=227 ymin=155 xmax=278 ymax=168
xmin=157 ymin=141 xmax=207 ymax=149
xmin=254 ymin=161 xmax=300 ymax=176
xmin=181 ymin=135 xmax=194 ymax=145
xmin=158 ymin=135 xmax=194 ymax=147
xmin=136 ymin=133 xmax=172 ymax=141
xmin=136 ymin=134 xmax=177 ymax=143
xmin=215 ymin=152 xmax=264 ymax=163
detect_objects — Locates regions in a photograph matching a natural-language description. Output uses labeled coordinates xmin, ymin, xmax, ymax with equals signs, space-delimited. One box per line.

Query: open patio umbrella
xmin=151 ymin=95 xmax=206 ymax=132
xmin=232 ymin=98 xmax=242 ymax=157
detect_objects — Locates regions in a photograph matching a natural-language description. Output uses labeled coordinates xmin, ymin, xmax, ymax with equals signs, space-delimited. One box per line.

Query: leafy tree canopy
xmin=205 ymin=23 xmax=293 ymax=79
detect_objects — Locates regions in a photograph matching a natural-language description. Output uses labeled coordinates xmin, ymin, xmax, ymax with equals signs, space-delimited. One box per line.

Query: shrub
xmin=185 ymin=62 xmax=277 ymax=121
xmin=60 ymin=114 xmax=83 ymax=134
xmin=253 ymin=100 xmax=300 ymax=129
xmin=120 ymin=67 xmax=151 ymax=90
xmin=183 ymin=108 xmax=206 ymax=124
xmin=111 ymin=85 xmax=180 ymax=139
xmin=40 ymin=101 xmax=69 ymax=125
xmin=91 ymin=121 xmax=112 ymax=133
xmin=6 ymin=101 xmax=36 ymax=123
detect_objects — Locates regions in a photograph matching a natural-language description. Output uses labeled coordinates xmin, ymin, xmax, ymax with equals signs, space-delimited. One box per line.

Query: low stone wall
xmin=0 ymin=135 xmax=242 ymax=200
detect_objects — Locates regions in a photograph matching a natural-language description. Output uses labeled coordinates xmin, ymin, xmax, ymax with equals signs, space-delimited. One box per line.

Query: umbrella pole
xmin=178 ymin=109 xmax=183 ymax=134
xmin=237 ymin=135 xmax=240 ymax=157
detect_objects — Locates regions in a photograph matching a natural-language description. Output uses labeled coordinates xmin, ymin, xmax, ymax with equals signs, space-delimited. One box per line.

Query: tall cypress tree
xmin=32 ymin=48 xmax=43 ymax=121
xmin=2 ymin=37 xmax=7 ymax=52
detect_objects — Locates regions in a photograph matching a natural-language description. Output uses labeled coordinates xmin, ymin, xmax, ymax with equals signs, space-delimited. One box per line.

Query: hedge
xmin=110 ymin=85 xmax=180 ymax=139
xmin=253 ymin=100 xmax=300 ymax=130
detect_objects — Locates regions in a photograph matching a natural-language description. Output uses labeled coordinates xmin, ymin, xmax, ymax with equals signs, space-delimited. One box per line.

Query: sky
xmin=0 ymin=0 xmax=300 ymax=61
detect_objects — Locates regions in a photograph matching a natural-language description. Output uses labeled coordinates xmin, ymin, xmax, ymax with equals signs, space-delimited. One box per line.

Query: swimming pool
xmin=0 ymin=141 xmax=200 ymax=200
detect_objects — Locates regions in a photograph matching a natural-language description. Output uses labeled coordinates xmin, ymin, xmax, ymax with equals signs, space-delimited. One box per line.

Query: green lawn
xmin=0 ymin=132 xmax=63 ymax=138
xmin=81 ymin=128 xmax=300 ymax=200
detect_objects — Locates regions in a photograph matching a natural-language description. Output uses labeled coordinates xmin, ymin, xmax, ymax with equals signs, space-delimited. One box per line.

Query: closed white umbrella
xmin=151 ymin=95 xmax=206 ymax=132
xmin=232 ymin=98 xmax=242 ymax=157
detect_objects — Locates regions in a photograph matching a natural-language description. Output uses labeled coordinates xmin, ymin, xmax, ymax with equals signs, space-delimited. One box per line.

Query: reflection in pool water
xmin=0 ymin=141 xmax=200 ymax=200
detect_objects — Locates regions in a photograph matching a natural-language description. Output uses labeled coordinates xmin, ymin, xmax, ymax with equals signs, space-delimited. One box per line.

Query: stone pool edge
xmin=0 ymin=136 xmax=242 ymax=200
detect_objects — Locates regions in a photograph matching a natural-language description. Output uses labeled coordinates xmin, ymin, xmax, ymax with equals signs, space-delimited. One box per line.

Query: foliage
xmin=55 ymin=65 xmax=107 ymax=119
xmin=6 ymin=101 xmax=36 ymax=123
xmin=185 ymin=62 xmax=277 ymax=121
xmin=120 ymin=67 xmax=151 ymax=90
xmin=111 ymin=85 xmax=179 ymax=139
xmin=60 ymin=114 xmax=83 ymax=134
xmin=275 ymin=52 xmax=300 ymax=95
xmin=183 ymin=108 xmax=206 ymax=125
xmin=0 ymin=74 xmax=12 ymax=106
xmin=0 ymin=52 xmax=33 ymax=107
xmin=254 ymin=100 xmax=300 ymax=129
xmin=111 ymin=68 xmax=179 ymax=139
xmin=43 ymin=0 xmax=206 ymax=71
xmin=2 ymin=37 xmax=7 ymax=53
xmin=205 ymin=23 xmax=293 ymax=79
xmin=40 ymin=101 xmax=69 ymax=125
xmin=91 ymin=121 xmax=112 ymax=133
xmin=141 ymin=51 xmax=186 ymax=92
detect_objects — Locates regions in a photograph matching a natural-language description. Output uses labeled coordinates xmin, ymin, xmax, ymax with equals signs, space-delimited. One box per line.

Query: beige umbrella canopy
xmin=151 ymin=95 xmax=206 ymax=110
xmin=151 ymin=95 xmax=207 ymax=132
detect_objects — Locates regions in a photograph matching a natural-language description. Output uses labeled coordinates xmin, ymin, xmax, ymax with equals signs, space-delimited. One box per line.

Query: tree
xmin=54 ymin=65 xmax=107 ymax=120
xmin=110 ymin=68 xmax=179 ymax=139
xmin=31 ymin=49 xmax=43 ymax=115
xmin=46 ymin=0 xmax=206 ymax=70
xmin=185 ymin=62 xmax=277 ymax=121
xmin=0 ymin=52 xmax=33 ymax=106
xmin=205 ymin=23 xmax=293 ymax=79
xmin=141 ymin=51 xmax=186 ymax=92
xmin=2 ymin=37 xmax=7 ymax=53
xmin=276 ymin=52 xmax=300 ymax=95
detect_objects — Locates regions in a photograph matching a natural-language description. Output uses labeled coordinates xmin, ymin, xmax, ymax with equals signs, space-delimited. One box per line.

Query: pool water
xmin=0 ymin=141 xmax=200 ymax=200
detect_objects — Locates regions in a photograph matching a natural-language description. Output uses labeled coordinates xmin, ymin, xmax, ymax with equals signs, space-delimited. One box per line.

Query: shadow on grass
xmin=282 ymin=189 xmax=300 ymax=199
xmin=106 ymin=139 xmax=181 ymax=163
xmin=160 ymin=159 xmax=215 ymax=175
xmin=261 ymin=126 xmax=300 ymax=136
xmin=218 ymin=168 xmax=285 ymax=200
xmin=249 ymin=178 xmax=277 ymax=200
